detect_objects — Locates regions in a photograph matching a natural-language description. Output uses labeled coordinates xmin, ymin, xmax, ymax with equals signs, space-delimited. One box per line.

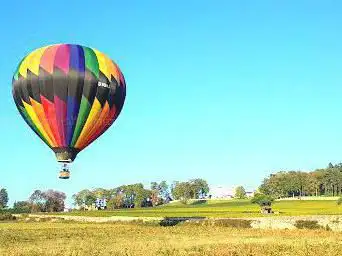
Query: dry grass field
xmin=1 ymin=222 xmax=342 ymax=256
xmin=1 ymin=200 xmax=342 ymax=255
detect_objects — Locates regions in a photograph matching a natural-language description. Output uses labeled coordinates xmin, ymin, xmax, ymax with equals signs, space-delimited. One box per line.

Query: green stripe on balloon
xmin=14 ymin=59 xmax=25 ymax=81
xmin=83 ymin=47 xmax=99 ymax=78
xmin=70 ymin=47 xmax=99 ymax=147
xmin=70 ymin=96 xmax=92 ymax=146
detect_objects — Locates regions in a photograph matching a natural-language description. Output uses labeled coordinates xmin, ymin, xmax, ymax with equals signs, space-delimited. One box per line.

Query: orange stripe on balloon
xmin=80 ymin=105 xmax=117 ymax=150
xmin=80 ymin=101 xmax=110 ymax=149
xmin=30 ymin=98 xmax=57 ymax=147
xmin=105 ymin=58 xmax=120 ymax=82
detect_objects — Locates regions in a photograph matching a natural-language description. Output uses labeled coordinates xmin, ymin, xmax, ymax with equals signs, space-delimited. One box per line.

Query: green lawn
xmin=53 ymin=199 xmax=342 ymax=218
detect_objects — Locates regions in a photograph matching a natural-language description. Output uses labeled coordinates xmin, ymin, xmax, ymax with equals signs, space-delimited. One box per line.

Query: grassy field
xmin=55 ymin=199 xmax=342 ymax=218
xmin=0 ymin=222 xmax=341 ymax=256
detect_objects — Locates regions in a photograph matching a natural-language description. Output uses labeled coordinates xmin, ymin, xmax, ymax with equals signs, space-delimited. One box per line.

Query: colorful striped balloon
xmin=12 ymin=44 xmax=126 ymax=163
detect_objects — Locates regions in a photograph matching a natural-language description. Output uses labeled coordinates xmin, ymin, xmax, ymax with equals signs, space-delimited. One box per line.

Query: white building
xmin=209 ymin=185 xmax=255 ymax=199
xmin=209 ymin=186 xmax=235 ymax=199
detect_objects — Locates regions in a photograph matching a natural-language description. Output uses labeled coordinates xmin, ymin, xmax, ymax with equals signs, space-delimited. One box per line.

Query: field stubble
xmin=0 ymin=222 xmax=342 ymax=256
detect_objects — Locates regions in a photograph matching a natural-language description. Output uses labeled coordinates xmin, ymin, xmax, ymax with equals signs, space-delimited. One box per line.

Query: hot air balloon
xmin=12 ymin=44 xmax=126 ymax=179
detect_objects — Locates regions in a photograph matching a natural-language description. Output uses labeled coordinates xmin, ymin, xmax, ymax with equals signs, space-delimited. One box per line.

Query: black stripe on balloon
xmin=99 ymin=71 xmax=110 ymax=85
xmin=119 ymin=72 xmax=126 ymax=88
xmin=26 ymin=70 xmax=41 ymax=103
xmin=95 ymin=71 xmax=110 ymax=107
xmin=82 ymin=70 xmax=97 ymax=104
xmin=107 ymin=75 xmax=118 ymax=108
xmin=67 ymin=69 xmax=84 ymax=100
xmin=38 ymin=68 xmax=54 ymax=102
xmin=12 ymin=79 xmax=24 ymax=108
xmin=66 ymin=69 xmax=84 ymax=142
xmin=52 ymin=68 xmax=68 ymax=102
xmin=113 ymin=82 xmax=125 ymax=112
xmin=17 ymin=74 xmax=31 ymax=104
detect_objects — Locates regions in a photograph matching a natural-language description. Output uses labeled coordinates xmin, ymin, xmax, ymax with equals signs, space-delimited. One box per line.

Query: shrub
xmin=294 ymin=220 xmax=321 ymax=230
xmin=337 ymin=197 xmax=342 ymax=205
xmin=251 ymin=193 xmax=274 ymax=206
xmin=38 ymin=217 xmax=53 ymax=222
xmin=0 ymin=213 xmax=16 ymax=221
xmin=180 ymin=198 xmax=189 ymax=205
xmin=251 ymin=193 xmax=274 ymax=214
xmin=211 ymin=219 xmax=252 ymax=228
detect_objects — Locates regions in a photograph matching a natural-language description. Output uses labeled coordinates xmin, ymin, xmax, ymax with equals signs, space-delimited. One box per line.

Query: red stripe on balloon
xmin=80 ymin=106 xmax=117 ymax=150
xmin=41 ymin=95 xmax=62 ymax=146
xmin=54 ymin=96 xmax=67 ymax=147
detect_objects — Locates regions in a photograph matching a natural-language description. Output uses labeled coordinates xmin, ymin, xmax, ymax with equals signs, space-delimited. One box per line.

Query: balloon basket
xmin=59 ymin=163 xmax=70 ymax=179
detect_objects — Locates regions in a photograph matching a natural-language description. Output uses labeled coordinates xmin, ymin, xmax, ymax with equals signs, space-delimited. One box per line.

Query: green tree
xmin=0 ymin=188 xmax=9 ymax=209
xmin=189 ymin=179 xmax=209 ymax=199
xmin=29 ymin=190 xmax=45 ymax=212
xmin=107 ymin=193 xmax=124 ymax=209
xmin=251 ymin=193 xmax=274 ymax=214
xmin=172 ymin=182 xmax=192 ymax=204
xmin=119 ymin=183 xmax=151 ymax=207
xmin=150 ymin=181 xmax=169 ymax=206
xmin=235 ymin=186 xmax=246 ymax=199
xmin=28 ymin=189 xmax=66 ymax=212
xmin=72 ymin=189 xmax=93 ymax=208
xmin=43 ymin=190 xmax=66 ymax=212
xmin=84 ymin=194 xmax=96 ymax=207
xmin=12 ymin=201 xmax=31 ymax=213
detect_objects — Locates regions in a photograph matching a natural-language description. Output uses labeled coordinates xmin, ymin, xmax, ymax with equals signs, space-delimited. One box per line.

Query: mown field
xmin=0 ymin=222 xmax=341 ymax=256
xmin=55 ymin=199 xmax=342 ymax=218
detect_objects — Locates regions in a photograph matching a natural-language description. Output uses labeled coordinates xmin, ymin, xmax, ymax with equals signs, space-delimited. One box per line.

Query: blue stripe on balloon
xmin=69 ymin=45 xmax=85 ymax=72
xmin=66 ymin=45 xmax=85 ymax=145
xmin=66 ymin=96 xmax=79 ymax=145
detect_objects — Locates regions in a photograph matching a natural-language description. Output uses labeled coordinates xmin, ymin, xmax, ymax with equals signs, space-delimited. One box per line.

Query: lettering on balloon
xmin=98 ymin=81 xmax=110 ymax=89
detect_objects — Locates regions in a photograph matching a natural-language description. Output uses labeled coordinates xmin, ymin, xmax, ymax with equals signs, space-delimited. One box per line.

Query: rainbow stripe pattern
xmin=12 ymin=44 xmax=126 ymax=162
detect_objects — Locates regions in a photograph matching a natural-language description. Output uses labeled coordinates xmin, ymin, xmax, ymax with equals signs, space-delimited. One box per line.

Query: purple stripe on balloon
xmin=69 ymin=45 xmax=85 ymax=72
xmin=66 ymin=96 xmax=79 ymax=145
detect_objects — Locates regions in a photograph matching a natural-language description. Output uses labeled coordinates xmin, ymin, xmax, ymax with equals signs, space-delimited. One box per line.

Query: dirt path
xmin=22 ymin=214 xmax=342 ymax=231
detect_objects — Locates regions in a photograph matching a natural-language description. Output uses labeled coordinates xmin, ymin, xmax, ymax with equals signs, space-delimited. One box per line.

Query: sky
xmin=0 ymin=1 xmax=342 ymax=207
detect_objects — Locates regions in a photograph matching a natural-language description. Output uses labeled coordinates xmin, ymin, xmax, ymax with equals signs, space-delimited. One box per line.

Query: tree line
xmin=259 ymin=162 xmax=342 ymax=198
xmin=2 ymin=161 xmax=342 ymax=213
xmin=73 ymin=178 xmax=209 ymax=209
xmin=1 ymin=189 xmax=66 ymax=213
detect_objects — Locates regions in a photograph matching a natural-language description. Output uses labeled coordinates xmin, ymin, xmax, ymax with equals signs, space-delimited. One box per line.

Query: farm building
xmin=209 ymin=185 xmax=255 ymax=199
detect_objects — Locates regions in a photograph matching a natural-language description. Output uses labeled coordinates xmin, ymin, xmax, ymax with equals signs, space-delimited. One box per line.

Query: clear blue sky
xmin=1 ymin=1 xmax=342 ymax=207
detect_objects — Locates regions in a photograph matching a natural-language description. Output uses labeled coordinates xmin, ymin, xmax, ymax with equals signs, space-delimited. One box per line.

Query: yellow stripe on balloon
xmin=93 ymin=49 xmax=111 ymax=81
xmin=105 ymin=58 xmax=120 ymax=82
xmin=26 ymin=47 xmax=48 ymax=76
xmin=30 ymin=98 xmax=57 ymax=147
xmin=81 ymin=101 xmax=110 ymax=148
xmin=75 ymin=98 xmax=102 ymax=148
xmin=18 ymin=48 xmax=39 ymax=78
xmin=22 ymin=100 xmax=54 ymax=147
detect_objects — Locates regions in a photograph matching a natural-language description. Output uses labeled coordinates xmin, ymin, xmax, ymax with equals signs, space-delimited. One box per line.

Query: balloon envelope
xmin=12 ymin=44 xmax=126 ymax=162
